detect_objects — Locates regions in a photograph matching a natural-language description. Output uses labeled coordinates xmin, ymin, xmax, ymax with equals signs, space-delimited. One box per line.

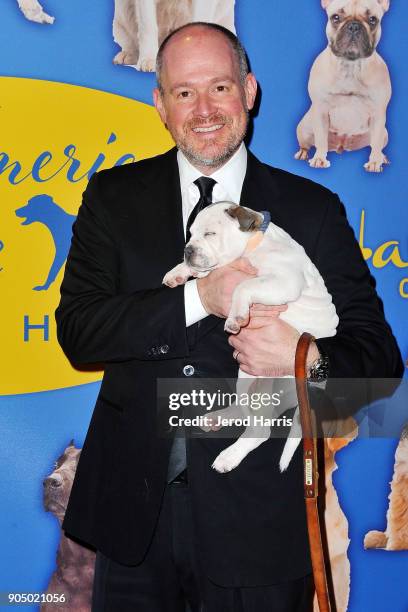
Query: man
xmin=55 ymin=22 xmax=403 ymax=612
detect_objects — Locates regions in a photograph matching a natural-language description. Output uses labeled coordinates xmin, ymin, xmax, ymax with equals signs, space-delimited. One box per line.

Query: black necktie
xmin=167 ymin=177 xmax=216 ymax=484
xmin=186 ymin=176 xmax=216 ymax=242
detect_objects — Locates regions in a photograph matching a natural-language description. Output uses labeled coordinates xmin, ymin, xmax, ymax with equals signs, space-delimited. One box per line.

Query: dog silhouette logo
xmin=15 ymin=195 xmax=76 ymax=291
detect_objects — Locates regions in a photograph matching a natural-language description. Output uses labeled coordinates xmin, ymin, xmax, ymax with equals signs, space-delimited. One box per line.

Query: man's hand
xmin=197 ymin=259 xmax=286 ymax=321
xmin=197 ymin=258 xmax=257 ymax=318
xmin=197 ymin=258 xmax=319 ymax=376
xmin=228 ymin=317 xmax=320 ymax=377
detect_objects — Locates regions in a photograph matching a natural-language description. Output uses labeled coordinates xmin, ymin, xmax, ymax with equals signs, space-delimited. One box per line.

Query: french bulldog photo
xmin=163 ymin=203 xmax=338 ymax=474
xmin=42 ymin=442 xmax=95 ymax=612
xmin=295 ymin=0 xmax=392 ymax=172
xmin=17 ymin=0 xmax=54 ymax=23
xmin=113 ymin=0 xmax=235 ymax=71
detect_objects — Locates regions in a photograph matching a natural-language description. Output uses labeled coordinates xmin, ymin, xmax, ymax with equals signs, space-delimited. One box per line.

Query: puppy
xmin=113 ymin=0 xmax=236 ymax=71
xmin=364 ymin=423 xmax=408 ymax=551
xmin=17 ymin=0 xmax=54 ymax=23
xmin=295 ymin=0 xmax=391 ymax=172
xmin=163 ymin=203 xmax=338 ymax=473
xmin=42 ymin=441 xmax=95 ymax=612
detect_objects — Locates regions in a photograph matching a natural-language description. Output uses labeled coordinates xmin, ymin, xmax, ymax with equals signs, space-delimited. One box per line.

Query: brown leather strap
xmin=295 ymin=332 xmax=331 ymax=612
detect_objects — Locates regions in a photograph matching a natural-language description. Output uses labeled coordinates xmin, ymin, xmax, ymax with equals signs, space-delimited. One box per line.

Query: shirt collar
xmin=177 ymin=143 xmax=247 ymax=204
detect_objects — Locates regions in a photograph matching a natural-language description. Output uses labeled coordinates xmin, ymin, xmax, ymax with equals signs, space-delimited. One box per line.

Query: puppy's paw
xmin=136 ymin=56 xmax=156 ymax=72
xmin=237 ymin=313 xmax=249 ymax=326
xmin=294 ymin=148 xmax=309 ymax=161
xmin=162 ymin=264 xmax=191 ymax=288
xmin=363 ymin=530 xmax=388 ymax=549
xmin=212 ymin=446 xmax=243 ymax=473
xmin=200 ymin=415 xmax=222 ymax=433
xmin=113 ymin=50 xmax=138 ymax=66
xmin=309 ymin=155 xmax=331 ymax=169
xmin=162 ymin=273 xmax=187 ymax=288
xmin=279 ymin=455 xmax=290 ymax=473
xmin=224 ymin=318 xmax=240 ymax=334
xmin=200 ymin=422 xmax=212 ymax=433
xmin=21 ymin=7 xmax=54 ymax=23
xmin=364 ymin=155 xmax=389 ymax=173
xmin=38 ymin=11 xmax=54 ymax=24
xmin=364 ymin=161 xmax=383 ymax=173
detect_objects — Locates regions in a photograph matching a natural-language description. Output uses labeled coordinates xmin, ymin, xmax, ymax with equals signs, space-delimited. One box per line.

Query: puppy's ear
xmin=321 ymin=0 xmax=334 ymax=8
xmin=225 ymin=205 xmax=263 ymax=232
xmin=377 ymin=0 xmax=390 ymax=11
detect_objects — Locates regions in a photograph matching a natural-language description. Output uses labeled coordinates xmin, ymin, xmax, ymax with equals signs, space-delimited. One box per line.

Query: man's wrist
xmin=307 ymin=340 xmax=330 ymax=382
xmin=196 ymin=277 xmax=211 ymax=315
xmin=184 ymin=279 xmax=209 ymax=326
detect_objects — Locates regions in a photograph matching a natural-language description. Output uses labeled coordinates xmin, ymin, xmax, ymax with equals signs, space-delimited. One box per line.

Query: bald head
xmin=156 ymin=22 xmax=249 ymax=94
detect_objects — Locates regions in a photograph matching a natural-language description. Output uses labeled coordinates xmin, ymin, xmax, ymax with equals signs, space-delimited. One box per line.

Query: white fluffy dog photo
xmin=113 ymin=0 xmax=236 ymax=71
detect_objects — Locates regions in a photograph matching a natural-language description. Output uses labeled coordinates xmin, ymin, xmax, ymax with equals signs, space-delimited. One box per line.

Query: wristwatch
xmin=307 ymin=341 xmax=330 ymax=383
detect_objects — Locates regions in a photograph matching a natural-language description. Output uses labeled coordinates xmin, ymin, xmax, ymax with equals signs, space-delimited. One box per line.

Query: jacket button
xmin=183 ymin=365 xmax=194 ymax=377
xmin=160 ymin=345 xmax=169 ymax=354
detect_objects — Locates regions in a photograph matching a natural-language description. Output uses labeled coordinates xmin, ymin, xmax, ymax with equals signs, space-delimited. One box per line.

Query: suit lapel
xmin=240 ymin=151 xmax=281 ymax=217
xmin=142 ymin=148 xmax=184 ymax=266
xmin=126 ymin=148 xmax=185 ymax=286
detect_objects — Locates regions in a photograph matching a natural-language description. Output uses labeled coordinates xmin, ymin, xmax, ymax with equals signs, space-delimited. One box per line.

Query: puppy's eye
xmin=204 ymin=232 xmax=216 ymax=237
xmin=368 ymin=16 xmax=378 ymax=26
xmin=331 ymin=14 xmax=340 ymax=22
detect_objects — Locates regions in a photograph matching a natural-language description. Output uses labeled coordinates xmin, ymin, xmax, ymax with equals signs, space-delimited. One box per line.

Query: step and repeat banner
xmin=0 ymin=1 xmax=407 ymax=610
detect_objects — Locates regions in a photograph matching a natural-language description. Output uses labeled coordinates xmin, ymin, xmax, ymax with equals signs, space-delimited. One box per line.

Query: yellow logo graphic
xmin=358 ymin=209 xmax=408 ymax=299
xmin=0 ymin=77 xmax=173 ymax=394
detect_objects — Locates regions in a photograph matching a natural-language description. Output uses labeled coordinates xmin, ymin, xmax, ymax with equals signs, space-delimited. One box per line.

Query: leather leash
xmin=295 ymin=332 xmax=331 ymax=612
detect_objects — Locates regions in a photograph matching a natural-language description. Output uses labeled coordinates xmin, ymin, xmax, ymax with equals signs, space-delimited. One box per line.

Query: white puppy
xmin=163 ymin=203 xmax=338 ymax=473
xmin=113 ymin=0 xmax=236 ymax=71
xmin=17 ymin=0 xmax=54 ymax=23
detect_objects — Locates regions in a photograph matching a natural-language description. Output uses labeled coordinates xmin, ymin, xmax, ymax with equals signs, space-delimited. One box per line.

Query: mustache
xmin=186 ymin=114 xmax=233 ymax=130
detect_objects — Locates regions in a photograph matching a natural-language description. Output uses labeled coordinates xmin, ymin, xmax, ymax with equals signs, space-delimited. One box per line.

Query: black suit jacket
xmin=55 ymin=147 xmax=403 ymax=586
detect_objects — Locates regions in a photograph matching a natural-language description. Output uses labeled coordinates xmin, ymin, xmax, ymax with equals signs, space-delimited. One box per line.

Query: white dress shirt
xmin=177 ymin=143 xmax=248 ymax=327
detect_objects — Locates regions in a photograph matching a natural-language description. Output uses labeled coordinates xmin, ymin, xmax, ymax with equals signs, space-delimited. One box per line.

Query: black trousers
xmin=91 ymin=481 xmax=314 ymax=612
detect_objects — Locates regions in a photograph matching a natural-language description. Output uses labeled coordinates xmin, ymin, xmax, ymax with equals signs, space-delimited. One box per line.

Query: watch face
xmin=309 ymin=356 xmax=330 ymax=382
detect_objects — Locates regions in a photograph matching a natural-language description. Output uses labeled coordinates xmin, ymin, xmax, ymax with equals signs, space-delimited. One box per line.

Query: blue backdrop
xmin=0 ymin=1 xmax=407 ymax=610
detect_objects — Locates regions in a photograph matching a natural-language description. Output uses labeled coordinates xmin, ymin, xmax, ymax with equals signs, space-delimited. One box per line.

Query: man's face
xmin=153 ymin=27 xmax=257 ymax=174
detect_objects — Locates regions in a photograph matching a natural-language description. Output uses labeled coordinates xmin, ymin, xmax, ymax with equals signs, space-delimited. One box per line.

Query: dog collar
xmin=244 ymin=210 xmax=270 ymax=253
xmin=259 ymin=210 xmax=271 ymax=232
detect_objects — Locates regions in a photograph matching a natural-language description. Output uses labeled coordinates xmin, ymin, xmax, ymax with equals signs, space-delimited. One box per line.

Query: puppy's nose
xmin=43 ymin=476 xmax=62 ymax=489
xmin=184 ymin=245 xmax=194 ymax=259
xmin=347 ymin=21 xmax=362 ymax=34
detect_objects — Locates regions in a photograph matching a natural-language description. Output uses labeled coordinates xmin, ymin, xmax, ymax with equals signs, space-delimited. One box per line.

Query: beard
xmin=172 ymin=110 xmax=249 ymax=169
